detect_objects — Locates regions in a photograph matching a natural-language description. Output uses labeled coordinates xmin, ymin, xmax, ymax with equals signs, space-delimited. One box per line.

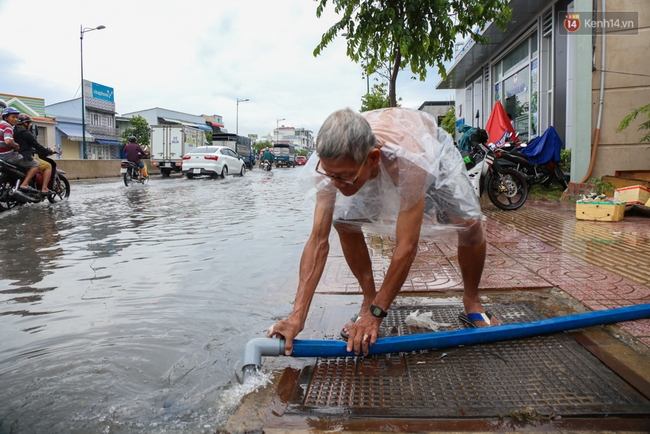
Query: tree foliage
xmin=121 ymin=115 xmax=151 ymax=148
xmin=617 ymin=103 xmax=650 ymax=143
xmin=360 ymin=83 xmax=401 ymax=112
xmin=254 ymin=140 xmax=272 ymax=154
xmin=440 ymin=106 xmax=456 ymax=135
xmin=315 ymin=0 xmax=512 ymax=107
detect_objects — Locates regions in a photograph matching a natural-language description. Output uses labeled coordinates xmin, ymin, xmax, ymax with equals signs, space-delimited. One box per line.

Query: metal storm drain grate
xmin=286 ymin=303 xmax=650 ymax=418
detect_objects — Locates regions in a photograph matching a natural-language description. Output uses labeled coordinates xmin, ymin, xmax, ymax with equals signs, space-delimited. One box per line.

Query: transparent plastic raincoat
xmin=299 ymin=108 xmax=481 ymax=239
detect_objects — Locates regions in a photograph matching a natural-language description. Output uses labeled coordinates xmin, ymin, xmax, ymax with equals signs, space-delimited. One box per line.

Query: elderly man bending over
xmin=268 ymin=107 xmax=500 ymax=356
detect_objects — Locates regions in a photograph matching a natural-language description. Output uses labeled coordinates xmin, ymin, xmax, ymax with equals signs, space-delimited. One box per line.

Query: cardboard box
xmin=614 ymin=185 xmax=650 ymax=205
xmin=576 ymin=200 xmax=626 ymax=222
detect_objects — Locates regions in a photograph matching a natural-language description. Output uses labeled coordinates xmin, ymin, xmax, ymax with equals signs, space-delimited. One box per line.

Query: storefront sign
xmin=91 ymin=82 xmax=114 ymax=102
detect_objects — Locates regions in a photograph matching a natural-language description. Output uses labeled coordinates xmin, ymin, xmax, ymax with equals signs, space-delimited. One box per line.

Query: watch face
xmin=371 ymin=305 xmax=387 ymax=318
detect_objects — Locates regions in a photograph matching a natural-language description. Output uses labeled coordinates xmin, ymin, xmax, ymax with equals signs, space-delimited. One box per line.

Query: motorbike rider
xmin=0 ymin=107 xmax=40 ymax=193
xmin=261 ymin=147 xmax=274 ymax=169
xmin=123 ymin=136 xmax=147 ymax=178
xmin=13 ymin=114 xmax=57 ymax=195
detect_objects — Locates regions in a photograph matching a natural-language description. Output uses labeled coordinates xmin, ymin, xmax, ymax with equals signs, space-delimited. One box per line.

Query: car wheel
xmin=221 ymin=166 xmax=228 ymax=178
xmin=186 ymin=173 xmax=194 ymax=179
xmin=239 ymin=164 xmax=245 ymax=176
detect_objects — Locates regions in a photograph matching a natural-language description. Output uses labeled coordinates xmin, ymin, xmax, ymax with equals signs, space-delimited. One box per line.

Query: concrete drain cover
xmin=286 ymin=303 xmax=650 ymax=418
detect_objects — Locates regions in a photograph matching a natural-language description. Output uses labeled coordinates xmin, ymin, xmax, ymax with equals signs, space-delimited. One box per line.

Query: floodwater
xmin=0 ymin=168 xmax=314 ymax=433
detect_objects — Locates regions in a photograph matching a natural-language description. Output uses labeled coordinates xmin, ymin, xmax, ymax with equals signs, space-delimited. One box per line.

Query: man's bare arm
xmin=372 ymin=196 xmax=425 ymax=311
xmin=4 ymin=137 xmax=18 ymax=150
xmin=268 ymin=193 xmax=335 ymax=354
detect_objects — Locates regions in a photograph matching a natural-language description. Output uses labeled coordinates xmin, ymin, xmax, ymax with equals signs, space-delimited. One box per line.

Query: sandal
xmin=458 ymin=311 xmax=501 ymax=328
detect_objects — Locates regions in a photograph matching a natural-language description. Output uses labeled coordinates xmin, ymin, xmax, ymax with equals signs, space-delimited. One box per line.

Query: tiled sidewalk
xmin=315 ymin=198 xmax=650 ymax=348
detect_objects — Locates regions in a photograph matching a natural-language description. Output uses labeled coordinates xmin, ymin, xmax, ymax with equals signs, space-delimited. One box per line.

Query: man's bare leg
xmin=457 ymin=220 xmax=500 ymax=327
xmin=19 ymin=167 xmax=38 ymax=189
xmin=40 ymin=168 xmax=52 ymax=193
xmin=334 ymin=223 xmax=376 ymax=334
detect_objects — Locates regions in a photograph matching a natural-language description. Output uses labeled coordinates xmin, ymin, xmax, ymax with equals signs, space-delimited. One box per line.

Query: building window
xmin=492 ymin=31 xmax=539 ymax=142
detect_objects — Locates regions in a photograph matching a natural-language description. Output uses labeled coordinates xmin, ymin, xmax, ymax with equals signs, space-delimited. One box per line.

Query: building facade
xmin=45 ymin=80 xmax=122 ymax=160
xmin=273 ymin=126 xmax=314 ymax=152
xmin=121 ymin=107 xmax=212 ymax=133
xmin=437 ymin=0 xmax=650 ymax=182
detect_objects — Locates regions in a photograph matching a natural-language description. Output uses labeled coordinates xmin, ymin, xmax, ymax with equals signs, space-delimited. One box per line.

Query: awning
xmin=96 ymin=139 xmax=123 ymax=146
xmin=160 ymin=117 xmax=182 ymax=124
xmin=57 ymin=125 xmax=95 ymax=142
xmin=188 ymin=124 xmax=211 ymax=131
xmin=160 ymin=117 xmax=211 ymax=131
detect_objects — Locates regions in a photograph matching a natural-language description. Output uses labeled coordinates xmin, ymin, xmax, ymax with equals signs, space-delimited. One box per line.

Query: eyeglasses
xmin=315 ymin=151 xmax=370 ymax=185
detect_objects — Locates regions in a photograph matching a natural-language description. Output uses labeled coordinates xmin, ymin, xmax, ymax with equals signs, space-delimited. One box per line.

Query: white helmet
xmin=0 ymin=99 xmax=7 ymax=110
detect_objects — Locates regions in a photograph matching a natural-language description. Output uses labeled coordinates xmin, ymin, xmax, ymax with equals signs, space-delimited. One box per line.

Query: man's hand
xmin=267 ymin=314 xmax=304 ymax=356
xmin=346 ymin=314 xmax=382 ymax=356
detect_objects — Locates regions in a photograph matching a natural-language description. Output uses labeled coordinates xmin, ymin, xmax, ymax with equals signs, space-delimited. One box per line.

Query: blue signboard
xmin=91 ymin=82 xmax=114 ymax=102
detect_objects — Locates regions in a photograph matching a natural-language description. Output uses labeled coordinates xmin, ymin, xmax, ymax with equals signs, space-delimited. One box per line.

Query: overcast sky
xmin=0 ymin=0 xmax=454 ymax=138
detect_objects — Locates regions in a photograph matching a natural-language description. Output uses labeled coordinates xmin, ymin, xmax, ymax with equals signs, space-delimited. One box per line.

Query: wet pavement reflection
xmin=0 ymin=168 xmax=312 ymax=433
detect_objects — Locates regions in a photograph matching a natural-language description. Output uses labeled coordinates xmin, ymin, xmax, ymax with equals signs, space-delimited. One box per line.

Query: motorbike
xmin=493 ymin=127 xmax=568 ymax=190
xmin=121 ymin=161 xmax=149 ymax=186
xmin=0 ymin=155 xmax=71 ymax=212
xmin=496 ymin=145 xmax=568 ymax=190
xmin=460 ymin=128 xmax=529 ymax=210
xmin=260 ymin=160 xmax=272 ymax=171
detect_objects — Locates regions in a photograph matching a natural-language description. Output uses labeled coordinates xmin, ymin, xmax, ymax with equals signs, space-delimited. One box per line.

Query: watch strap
xmin=370 ymin=304 xmax=388 ymax=318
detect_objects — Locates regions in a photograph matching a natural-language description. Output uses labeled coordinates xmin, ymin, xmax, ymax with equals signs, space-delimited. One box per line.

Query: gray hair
xmin=316 ymin=108 xmax=376 ymax=163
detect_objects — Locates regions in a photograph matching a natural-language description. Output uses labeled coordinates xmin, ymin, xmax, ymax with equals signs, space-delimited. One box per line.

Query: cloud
xmin=0 ymin=0 xmax=453 ymax=137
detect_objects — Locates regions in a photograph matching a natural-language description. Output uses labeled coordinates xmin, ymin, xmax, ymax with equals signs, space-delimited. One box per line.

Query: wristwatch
xmin=369 ymin=304 xmax=388 ymax=318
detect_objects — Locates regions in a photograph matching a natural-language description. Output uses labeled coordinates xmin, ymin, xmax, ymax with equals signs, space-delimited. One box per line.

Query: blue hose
xmin=290 ymin=303 xmax=650 ymax=358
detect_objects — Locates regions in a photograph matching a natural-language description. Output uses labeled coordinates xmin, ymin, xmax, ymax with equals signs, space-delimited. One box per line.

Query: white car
xmin=181 ymin=146 xmax=246 ymax=179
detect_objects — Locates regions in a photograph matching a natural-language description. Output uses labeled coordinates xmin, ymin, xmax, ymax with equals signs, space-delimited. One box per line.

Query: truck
xmin=213 ymin=133 xmax=255 ymax=169
xmin=273 ymin=143 xmax=296 ymax=168
xmin=150 ymin=125 xmax=206 ymax=177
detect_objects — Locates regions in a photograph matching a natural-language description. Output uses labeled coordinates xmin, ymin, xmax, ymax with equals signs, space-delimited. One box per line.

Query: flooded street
xmin=0 ymin=168 xmax=313 ymax=433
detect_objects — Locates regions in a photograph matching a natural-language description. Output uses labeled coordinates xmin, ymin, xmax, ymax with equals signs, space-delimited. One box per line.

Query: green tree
xmin=204 ymin=130 xmax=213 ymax=142
xmin=361 ymin=83 xmax=402 ymax=111
xmin=121 ymin=115 xmax=151 ymax=149
xmin=254 ymin=140 xmax=272 ymax=154
xmin=617 ymin=103 xmax=650 ymax=143
xmin=440 ymin=107 xmax=456 ymax=135
xmin=315 ymin=0 xmax=512 ymax=107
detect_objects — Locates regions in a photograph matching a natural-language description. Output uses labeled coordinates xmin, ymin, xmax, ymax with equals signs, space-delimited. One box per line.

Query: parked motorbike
xmin=460 ymin=128 xmax=529 ymax=210
xmin=260 ymin=160 xmax=272 ymax=171
xmin=0 ymin=155 xmax=71 ymax=212
xmin=496 ymin=145 xmax=568 ymax=190
xmin=121 ymin=161 xmax=149 ymax=186
xmin=494 ymin=126 xmax=568 ymax=190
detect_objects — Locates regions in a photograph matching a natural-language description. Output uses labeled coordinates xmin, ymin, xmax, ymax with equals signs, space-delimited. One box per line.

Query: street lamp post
xmin=80 ymin=24 xmax=106 ymax=160
xmin=276 ymin=118 xmax=285 ymax=145
xmin=236 ymin=98 xmax=249 ymax=136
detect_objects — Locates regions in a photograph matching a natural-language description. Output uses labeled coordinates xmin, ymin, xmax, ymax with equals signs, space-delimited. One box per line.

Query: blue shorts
xmin=129 ymin=161 xmax=144 ymax=168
